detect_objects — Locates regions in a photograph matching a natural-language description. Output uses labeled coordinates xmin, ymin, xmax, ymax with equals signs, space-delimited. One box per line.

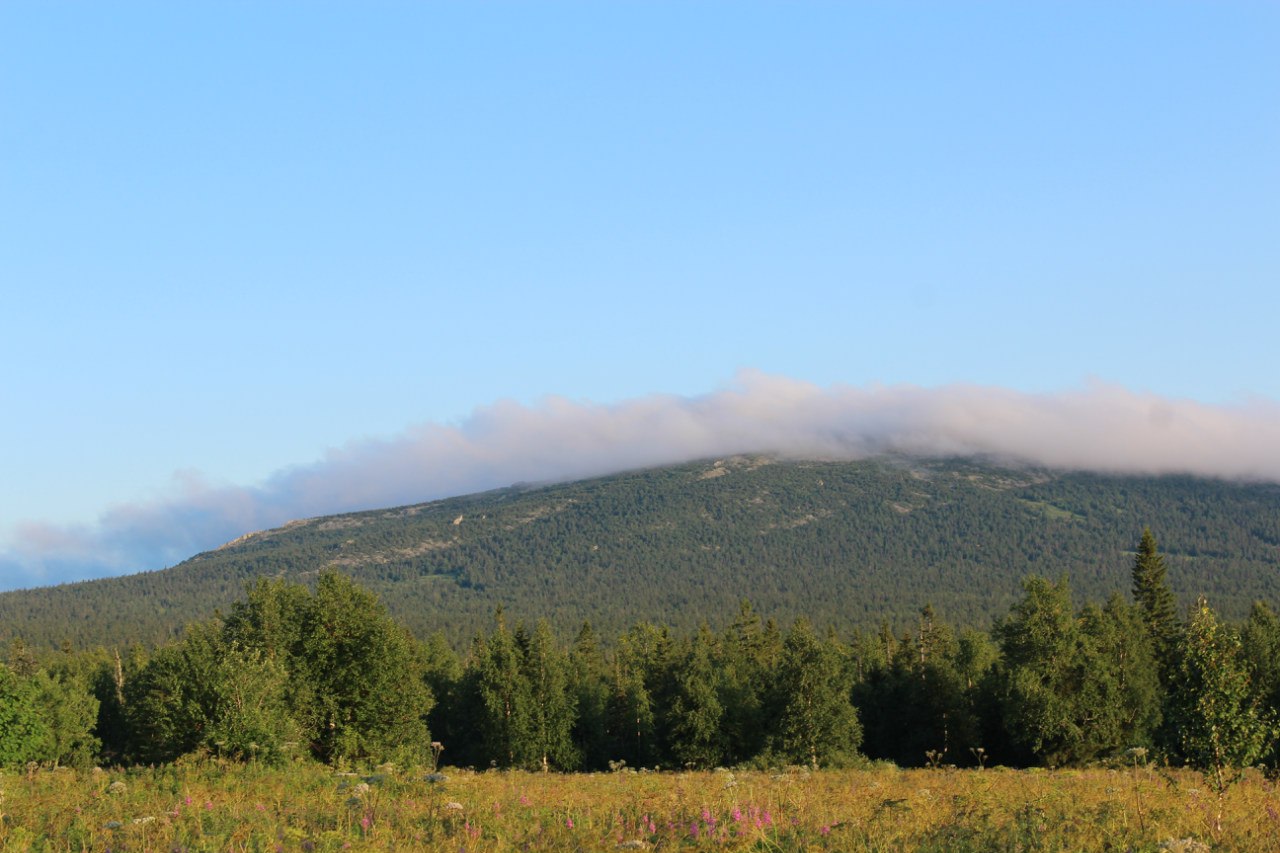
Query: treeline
xmin=3 ymin=531 xmax=1278 ymax=785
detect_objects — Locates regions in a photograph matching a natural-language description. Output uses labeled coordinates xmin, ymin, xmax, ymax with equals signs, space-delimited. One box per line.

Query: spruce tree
xmin=719 ymin=601 xmax=770 ymax=763
xmin=1131 ymin=528 xmax=1179 ymax=674
xmin=520 ymin=620 xmax=577 ymax=771
xmin=667 ymin=626 xmax=726 ymax=769
xmin=604 ymin=647 xmax=654 ymax=768
xmin=472 ymin=613 xmax=534 ymax=768
xmin=567 ymin=621 xmax=610 ymax=769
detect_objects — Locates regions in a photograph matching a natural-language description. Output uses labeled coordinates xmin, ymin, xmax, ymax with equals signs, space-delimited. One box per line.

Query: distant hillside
xmin=4 ymin=455 xmax=1280 ymax=650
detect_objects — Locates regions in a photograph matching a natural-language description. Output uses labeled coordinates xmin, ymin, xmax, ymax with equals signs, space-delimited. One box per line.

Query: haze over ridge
xmin=3 ymin=372 xmax=1279 ymax=592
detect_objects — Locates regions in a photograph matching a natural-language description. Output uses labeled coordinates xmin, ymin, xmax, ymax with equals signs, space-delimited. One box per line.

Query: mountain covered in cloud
xmin=3 ymin=454 xmax=1279 ymax=651
xmin=4 ymin=372 xmax=1280 ymax=592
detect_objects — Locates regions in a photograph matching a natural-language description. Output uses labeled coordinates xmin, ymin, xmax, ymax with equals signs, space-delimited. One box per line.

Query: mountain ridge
xmin=4 ymin=454 xmax=1279 ymax=650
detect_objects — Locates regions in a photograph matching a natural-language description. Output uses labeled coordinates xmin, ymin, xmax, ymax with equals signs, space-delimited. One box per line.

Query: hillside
xmin=4 ymin=455 xmax=1280 ymax=649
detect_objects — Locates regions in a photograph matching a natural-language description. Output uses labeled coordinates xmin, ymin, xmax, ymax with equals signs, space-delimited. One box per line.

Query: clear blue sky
xmin=2 ymin=2 xmax=1278 ymax=587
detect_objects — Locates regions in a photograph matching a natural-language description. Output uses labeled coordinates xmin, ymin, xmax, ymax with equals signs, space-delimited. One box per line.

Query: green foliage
xmin=603 ymin=625 xmax=663 ymax=768
xmin=1077 ymin=595 xmax=1162 ymax=755
xmin=666 ymin=627 xmax=726 ymax=769
xmin=466 ymin=611 xmax=537 ymax=769
xmin=28 ymin=668 xmax=100 ymax=768
xmin=566 ymin=622 xmax=610 ymax=770
xmin=125 ymin=621 xmax=297 ymax=764
xmin=855 ymin=606 xmax=991 ymax=767
xmin=772 ymin=619 xmax=862 ymax=768
xmin=5 ymin=461 xmax=1280 ymax=777
xmin=521 ymin=620 xmax=578 ymax=770
xmin=1167 ymin=597 xmax=1276 ymax=792
xmin=716 ymin=602 xmax=778 ymax=765
xmin=1240 ymin=602 xmax=1280 ymax=750
xmin=995 ymin=577 xmax=1086 ymax=765
xmin=1131 ymin=527 xmax=1179 ymax=677
xmin=418 ymin=629 xmax=463 ymax=758
xmin=0 ymin=663 xmax=52 ymax=767
xmin=265 ymin=572 xmax=433 ymax=765
xmin=125 ymin=624 xmax=220 ymax=763
xmin=994 ymin=577 xmax=1160 ymax=766
xmin=204 ymin=644 xmax=298 ymax=763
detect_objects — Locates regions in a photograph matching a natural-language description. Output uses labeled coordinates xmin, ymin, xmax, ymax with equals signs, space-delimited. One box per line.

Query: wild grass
xmin=3 ymin=761 xmax=1280 ymax=851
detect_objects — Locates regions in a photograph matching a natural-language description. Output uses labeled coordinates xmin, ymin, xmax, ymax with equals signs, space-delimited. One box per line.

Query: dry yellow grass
xmin=2 ymin=762 xmax=1279 ymax=851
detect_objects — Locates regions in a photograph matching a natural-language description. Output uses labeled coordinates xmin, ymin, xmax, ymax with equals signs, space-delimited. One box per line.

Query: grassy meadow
xmin=3 ymin=762 xmax=1280 ymax=852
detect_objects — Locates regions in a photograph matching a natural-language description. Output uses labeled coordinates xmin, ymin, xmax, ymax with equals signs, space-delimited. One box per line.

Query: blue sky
xmin=2 ymin=2 xmax=1278 ymax=590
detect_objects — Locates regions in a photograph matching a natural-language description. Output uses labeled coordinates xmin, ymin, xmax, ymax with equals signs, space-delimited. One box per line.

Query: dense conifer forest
xmin=3 ymin=456 xmax=1280 ymax=651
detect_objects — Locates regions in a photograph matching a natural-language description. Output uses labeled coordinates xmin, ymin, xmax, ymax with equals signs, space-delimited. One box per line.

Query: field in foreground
xmin=3 ymin=763 xmax=1279 ymax=852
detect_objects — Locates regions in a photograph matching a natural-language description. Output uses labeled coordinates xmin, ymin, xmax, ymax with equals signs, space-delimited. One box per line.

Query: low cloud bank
xmin=5 ymin=372 xmax=1280 ymax=591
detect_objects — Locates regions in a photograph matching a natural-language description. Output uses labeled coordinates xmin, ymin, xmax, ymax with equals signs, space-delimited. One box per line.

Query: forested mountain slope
xmin=4 ymin=455 xmax=1280 ymax=649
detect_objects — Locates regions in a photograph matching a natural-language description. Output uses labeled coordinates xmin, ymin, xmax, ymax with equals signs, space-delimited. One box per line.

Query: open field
xmin=3 ymin=762 xmax=1279 ymax=852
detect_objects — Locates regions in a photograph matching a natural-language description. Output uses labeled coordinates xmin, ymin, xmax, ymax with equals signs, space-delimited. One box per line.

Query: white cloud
xmin=4 ymin=372 xmax=1280 ymax=591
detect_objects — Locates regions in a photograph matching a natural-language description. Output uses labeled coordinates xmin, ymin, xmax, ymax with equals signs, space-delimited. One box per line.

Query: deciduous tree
xmin=1167 ymin=597 xmax=1275 ymax=792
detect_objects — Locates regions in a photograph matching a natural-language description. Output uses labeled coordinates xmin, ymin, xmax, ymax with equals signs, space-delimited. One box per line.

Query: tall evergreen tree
xmin=567 ymin=621 xmax=610 ymax=770
xmin=471 ymin=612 xmax=535 ymax=768
xmin=1131 ymin=528 xmax=1179 ymax=675
xmin=719 ymin=601 xmax=772 ymax=763
xmin=417 ymin=630 xmax=462 ymax=760
xmin=616 ymin=622 xmax=677 ymax=767
xmin=855 ymin=607 xmax=987 ymax=766
xmin=1240 ymin=602 xmax=1280 ymax=718
xmin=995 ymin=580 xmax=1161 ymax=767
xmin=28 ymin=667 xmax=101 ymax=768
xmin=604 ymin=649 xmax=654 ymax=768
xmin=124 ymin=622 xmax=223 ymax=764
xmin=520 ymin=620 xmax=578 ymax=771
xmin=667 ymin=626 xmax=726 ymax=769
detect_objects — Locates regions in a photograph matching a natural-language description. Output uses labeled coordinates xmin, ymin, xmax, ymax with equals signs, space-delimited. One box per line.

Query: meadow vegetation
xmin=4 ymin=762 xmax=1280 ymax=851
